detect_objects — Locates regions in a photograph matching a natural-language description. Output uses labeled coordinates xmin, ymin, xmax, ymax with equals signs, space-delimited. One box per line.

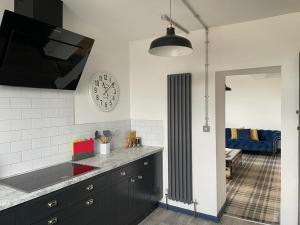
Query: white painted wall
xmin=225 ymin=74 xmax=281 ymax=130
xmin=130 ymin=13 xmax=300 ymax=224
xmin=63 ymin=6 xmax=131 ymax=124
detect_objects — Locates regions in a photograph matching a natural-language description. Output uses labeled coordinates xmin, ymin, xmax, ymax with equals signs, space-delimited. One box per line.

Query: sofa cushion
xmin=237 ymin=129 xmax=251 ymax=140
xmin=250 ymin=129 xmax=259 ymax=141
xmin=231 ymin=128 xmax=238 ymax=139
xmin=227 ymin=139 xmax=272 ymax=151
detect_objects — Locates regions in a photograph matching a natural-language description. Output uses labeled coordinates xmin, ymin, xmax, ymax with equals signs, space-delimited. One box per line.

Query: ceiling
xmin=63 ymin=0 xmax=300 ymax=41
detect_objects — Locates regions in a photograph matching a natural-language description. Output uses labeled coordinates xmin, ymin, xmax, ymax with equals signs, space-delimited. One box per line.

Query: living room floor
xmin=224 ymin=153 xmax=281 ymax=225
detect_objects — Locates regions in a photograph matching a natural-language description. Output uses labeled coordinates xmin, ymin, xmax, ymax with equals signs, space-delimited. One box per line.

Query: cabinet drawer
xmin=137 ymin=155 xmax=153 ymax=171
xmin=31 ymin=194 xmax=102 ymax=225
xmin=110 ymin=164 xmax=136 ymax=185
xmin=17 ymin=174 xmax=107 ymax=224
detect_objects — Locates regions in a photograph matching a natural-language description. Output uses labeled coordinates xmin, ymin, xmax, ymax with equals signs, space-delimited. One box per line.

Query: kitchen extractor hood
xmin=0 ymin=3 xmax=94 ymax=90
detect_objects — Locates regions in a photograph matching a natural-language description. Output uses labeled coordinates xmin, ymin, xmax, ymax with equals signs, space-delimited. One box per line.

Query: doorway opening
xmin=216 ymin=66 xmax=282 ymax=225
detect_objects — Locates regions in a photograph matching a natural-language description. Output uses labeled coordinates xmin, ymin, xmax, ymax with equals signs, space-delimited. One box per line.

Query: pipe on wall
xmin=181 ymin=0 xmax=210 ymax=132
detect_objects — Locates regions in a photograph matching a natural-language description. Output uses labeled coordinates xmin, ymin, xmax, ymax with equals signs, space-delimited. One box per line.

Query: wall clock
xmin=90 ymin=72 xmax=120 ymax=112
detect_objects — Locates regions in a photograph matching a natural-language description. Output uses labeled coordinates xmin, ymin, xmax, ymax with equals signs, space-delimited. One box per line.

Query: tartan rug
xmin=224 ymin=153 xmax=281 ymax=224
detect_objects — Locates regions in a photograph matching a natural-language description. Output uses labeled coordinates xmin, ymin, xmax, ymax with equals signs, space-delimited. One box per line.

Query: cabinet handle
xmin=48 ymin=217 xmax=58 ymax=225
xmin=86 ymin=198 xmax=94 ymax=206
xmin=86 ymin=184 xmax=94 ymax=191
xmin=130 ymin=178 xmax=136 ymax=183
xmin=138 ymin=175 xmax=143 ymax=180
xmin=47 ymin=200 xmax=58 ymax=208
xmin=120 ymin=171 xmax=126 ymax=176
xmin=143 ymin=161 xmax=149 ymax=166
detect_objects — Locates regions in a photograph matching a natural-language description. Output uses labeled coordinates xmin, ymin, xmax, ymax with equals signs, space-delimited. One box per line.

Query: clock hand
xmin=102 ymin=82 xmax=107 ymax=90
xmin=106 ymin=82 xmax=114 ymax=92
xmin=103 ymin=82 xmax=114 ymax=96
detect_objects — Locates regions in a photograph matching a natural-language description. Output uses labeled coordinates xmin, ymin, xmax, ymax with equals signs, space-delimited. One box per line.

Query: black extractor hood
xmin=0 ymin=1 xmax=94 ymax=90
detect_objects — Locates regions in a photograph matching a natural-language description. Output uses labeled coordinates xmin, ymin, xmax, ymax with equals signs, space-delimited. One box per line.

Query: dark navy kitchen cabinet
xmin=0 ymin=210 xmax=15 ymax=225
xmin=1 ymin=152 xmax=162 ymax=225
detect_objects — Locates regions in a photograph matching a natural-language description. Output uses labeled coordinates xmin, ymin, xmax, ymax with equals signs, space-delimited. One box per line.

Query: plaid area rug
xmin=224 ymin=154 xmax=281 ymax=224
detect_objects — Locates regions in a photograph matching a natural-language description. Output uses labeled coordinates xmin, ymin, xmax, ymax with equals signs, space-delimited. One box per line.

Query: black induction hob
xmin=0 ymin=162 xmax=99 ymax=193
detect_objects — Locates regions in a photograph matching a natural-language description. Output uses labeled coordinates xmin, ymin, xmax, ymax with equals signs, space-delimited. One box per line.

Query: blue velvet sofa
xmin=225 ymin=128 xmax=281 ymax=154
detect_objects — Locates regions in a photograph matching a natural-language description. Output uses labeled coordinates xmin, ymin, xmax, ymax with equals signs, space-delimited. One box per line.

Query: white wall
xmin=63 ymin=5 xmax=131 ymax=124
xmin=225 ymin=74 xmax=281 ymax=130
xmin=130 ymin=13 xmax=300 ymax=225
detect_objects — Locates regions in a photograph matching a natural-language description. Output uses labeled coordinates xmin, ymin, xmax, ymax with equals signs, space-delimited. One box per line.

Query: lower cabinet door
xmin=109 ymin=178 xmax=135 ymax=225
xmin=31 ymin=192 xmax=106 ymax=225
xmin=135 ymin=170 xmax=153 ymax=217
xmin=0 ymin=211 xmax=15 ymax=225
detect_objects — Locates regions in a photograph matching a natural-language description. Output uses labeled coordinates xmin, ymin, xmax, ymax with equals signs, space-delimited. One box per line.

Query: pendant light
xmin=149 ymin=0 xmax=193 ymax=57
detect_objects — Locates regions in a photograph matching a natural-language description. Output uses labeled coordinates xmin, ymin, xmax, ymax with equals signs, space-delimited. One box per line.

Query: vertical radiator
xmin=167 ymin=73 xmax=193 ymax=204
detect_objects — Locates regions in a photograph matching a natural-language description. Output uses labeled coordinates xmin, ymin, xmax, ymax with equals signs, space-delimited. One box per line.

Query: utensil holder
xmin=100 ymin=143 xmax=110 ymax=155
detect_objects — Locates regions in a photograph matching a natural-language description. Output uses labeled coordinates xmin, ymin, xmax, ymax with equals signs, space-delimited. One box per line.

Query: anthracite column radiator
xmin=167 ymin=73 xmax=193 ymax=204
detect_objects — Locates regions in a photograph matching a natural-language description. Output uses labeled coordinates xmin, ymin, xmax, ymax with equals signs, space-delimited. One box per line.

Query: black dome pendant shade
xmin=149 ymin=27 xmax=193 ymax=57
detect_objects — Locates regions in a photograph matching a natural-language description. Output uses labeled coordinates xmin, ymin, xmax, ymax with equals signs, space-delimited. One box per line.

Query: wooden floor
xmin=139 ymin=208 xmax=263 ymax=225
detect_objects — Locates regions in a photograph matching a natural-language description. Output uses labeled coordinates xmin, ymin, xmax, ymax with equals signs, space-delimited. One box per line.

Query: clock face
xmin=90 ymin=73 xmax=120 ymax=112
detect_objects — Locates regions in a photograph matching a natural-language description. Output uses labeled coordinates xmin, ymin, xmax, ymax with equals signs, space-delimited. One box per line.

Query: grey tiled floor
xmin=139 ymin=208 xmax=262 ymax=225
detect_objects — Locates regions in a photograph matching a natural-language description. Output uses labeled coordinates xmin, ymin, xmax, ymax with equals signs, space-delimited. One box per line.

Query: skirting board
xmin=158 ymin=201 xmax=227 ymax=223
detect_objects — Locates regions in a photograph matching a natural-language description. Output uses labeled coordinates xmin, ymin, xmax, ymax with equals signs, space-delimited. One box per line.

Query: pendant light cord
xmin=170 ymin=0 xmax=172 ymax=27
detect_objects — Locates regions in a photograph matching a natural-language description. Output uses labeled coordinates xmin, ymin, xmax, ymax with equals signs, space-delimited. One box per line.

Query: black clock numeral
xmin=109 ymin=101 xmax=112 ymax=106
xmin=94 ymin=87 xmax=97 ymax=93
xmin=100 ymin=100 xmax=103 ymax=105
xmin=95 ymin=80 xmax=99 ymax=86
xmin=104 ymin=75 xmax=107 ymax=80
xmin=105 ymin=102 xmax=107 ymax=108
xmin=112 ymin=83 xmax=115 ymax=88
xmin=96 ymin=95 xmax=99 ymax=100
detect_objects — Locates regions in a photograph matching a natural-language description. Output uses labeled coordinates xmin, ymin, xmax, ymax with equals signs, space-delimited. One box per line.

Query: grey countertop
xmin=0 ymin=146 xmax=163 ymax=212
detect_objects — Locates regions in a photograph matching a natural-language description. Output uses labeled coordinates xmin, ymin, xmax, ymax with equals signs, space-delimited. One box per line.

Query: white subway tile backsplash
xmin=11 ymin=98 xmax=31 ymax=109
xmin=0 ymin=143 xmax=11 ymax=155
xmin=42 ymin=108 xmax=59 ymax=118
xmin=0 ymin=131 xmax=21 ymax=143
xmin=22 ymin=149 xmax=42 ymax=161
xmin=11 ymin=140 xmax=32 ymax=152
xmin=41 ymin=146 xmax=59 ymax=157
xmin=0 ymin=120 xmax=10 ymax=131
xmin=11 ymin=119 xmax=31 ymax=130
xmin=32 ymin=158 xmax=53 ymax=170
xmin=0 ymin=152 xmax=22 ymax=166
xmin=131 ymin=120 xmax=163 ymax=147
xmin=0 ymin=165 xmax=10 ymax=178
xmin=50 ymin=134 xmax=72 ymax=145
xmin=0 ymin=109 xmax=22 ymax=120
xmin=22 ymin=128 xmax=43 ymax=140
xmin=32 ymin=98 xmax=49 ymax=108
xmin=10 ymin=161 xmax=33 ymax=175
xmin=32 ymin=118 xmax=52 ymax=128
xmin=58 ymin=108 xmax=74 ymax=118
xmin=0 ymin=98 xmax=10 ymax=108
xmin=0 ymin=87 xmax=130 ymax=178
xmin=52 ymin=152 xmax=72 ymax=164
xmin=32 ymin=137 xmax=51 ymax=149
xmin=58 ymin=143 xmax=72 ymax=153
xmin=42 ymin=127 xmax=59 ymax=137
xmin=22 ymin=109 xmax=42 ymax=119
